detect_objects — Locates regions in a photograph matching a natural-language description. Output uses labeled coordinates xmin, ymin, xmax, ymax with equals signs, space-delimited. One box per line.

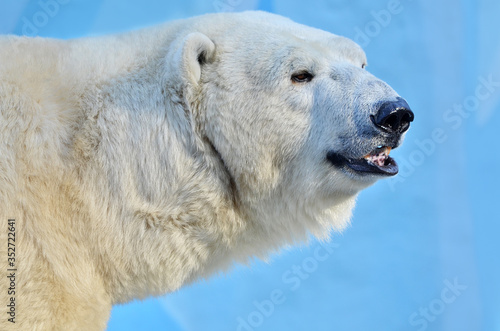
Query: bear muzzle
xmin=327 ymin=97 xmax=414 ymax=177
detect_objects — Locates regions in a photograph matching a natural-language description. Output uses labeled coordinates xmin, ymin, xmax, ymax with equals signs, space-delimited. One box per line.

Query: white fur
xmin=0 ymin=11 xmax=404 ymax=330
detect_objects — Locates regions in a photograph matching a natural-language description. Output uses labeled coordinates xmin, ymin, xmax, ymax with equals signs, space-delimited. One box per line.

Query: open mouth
xmin=327 ymin=146 xmax=398 ymax=176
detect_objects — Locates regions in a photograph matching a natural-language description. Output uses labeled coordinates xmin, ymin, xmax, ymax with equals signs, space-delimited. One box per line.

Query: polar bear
xmin=0 ymin=11 xmax=413 ymax=330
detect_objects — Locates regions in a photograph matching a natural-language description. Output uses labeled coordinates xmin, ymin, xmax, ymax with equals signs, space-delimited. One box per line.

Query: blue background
xmin=1 ymin=0 xmax=499 ymax=330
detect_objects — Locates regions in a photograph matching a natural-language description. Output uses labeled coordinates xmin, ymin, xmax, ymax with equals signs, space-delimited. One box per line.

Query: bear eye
xmin=291 ymin=71 xmax=314 ymax=83
xmin=361 ymin=63 xmax=366 ymax=69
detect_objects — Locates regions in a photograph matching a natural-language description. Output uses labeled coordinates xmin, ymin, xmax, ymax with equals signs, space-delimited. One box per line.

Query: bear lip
xmin=326 ymin=146 xmax=399 ymax=176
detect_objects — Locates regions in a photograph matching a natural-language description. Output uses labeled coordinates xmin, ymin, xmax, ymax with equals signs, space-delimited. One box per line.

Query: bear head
xmin=163 ymin=11 xmax=413 ymax=239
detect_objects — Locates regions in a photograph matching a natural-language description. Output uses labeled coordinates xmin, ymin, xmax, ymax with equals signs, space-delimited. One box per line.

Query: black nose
xmin=371 ymin=97 xmax=414 ymax=134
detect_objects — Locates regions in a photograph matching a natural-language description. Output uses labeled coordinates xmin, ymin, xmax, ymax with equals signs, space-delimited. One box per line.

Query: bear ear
xmin=167 ymin=32 xmax=216 ymax=86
